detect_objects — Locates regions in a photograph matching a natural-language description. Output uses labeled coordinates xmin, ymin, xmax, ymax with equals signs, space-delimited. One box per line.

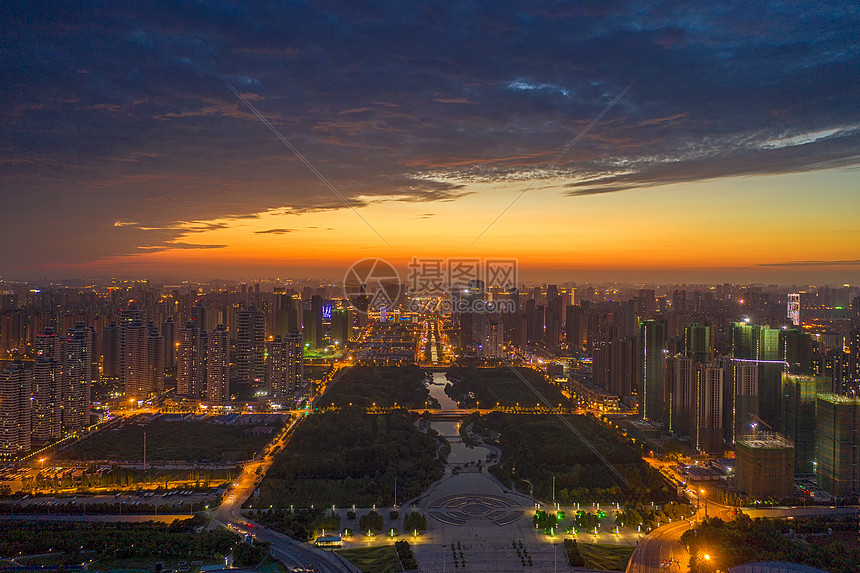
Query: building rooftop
xmin=736 ymin=433 xmax=794 ymax=450
xmin=817 ymin=393 xmax=860 ymax=405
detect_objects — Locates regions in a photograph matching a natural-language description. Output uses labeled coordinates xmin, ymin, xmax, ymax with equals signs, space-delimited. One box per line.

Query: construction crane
xmin=748 ymin=413 xmax=773 ymax=437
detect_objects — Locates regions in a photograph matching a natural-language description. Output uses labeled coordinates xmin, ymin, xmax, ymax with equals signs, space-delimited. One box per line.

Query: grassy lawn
xmin=63 ymin=416 xmax=283 ymax=463
xmin=336 ymin=545 xmax=401 ymax=573
xmin=254 ymin=409 xmax=444 ymax=508
xmin=445 ymin=366 xmax=571 ymax=408
xmin=318 ymin=365 xmax=431 ymax=409
xmin=578 ymin=543 xmax=635 ymax=571
xmin=469 ymin=411 xmax=673 ymax=504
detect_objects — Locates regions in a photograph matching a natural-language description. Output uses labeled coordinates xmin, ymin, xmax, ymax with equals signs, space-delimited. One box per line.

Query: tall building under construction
xmin=735 ymin=433 xmax=795 ymax=500
xmin=816 ymin=393 xmax=860 ymax=498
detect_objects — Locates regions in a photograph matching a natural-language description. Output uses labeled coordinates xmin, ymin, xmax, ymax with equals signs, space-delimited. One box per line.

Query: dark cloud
xmin=756 ymin=260 xmax=860 ymax=267
xmin=254 ymin=228 xmax=293 ymax=235
xmin=1 ymin=1 xmax=858 ymax=271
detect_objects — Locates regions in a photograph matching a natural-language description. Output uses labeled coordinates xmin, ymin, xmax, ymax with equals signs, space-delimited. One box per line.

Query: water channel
xmin=424 ymin=372 xmax=491 ymax=465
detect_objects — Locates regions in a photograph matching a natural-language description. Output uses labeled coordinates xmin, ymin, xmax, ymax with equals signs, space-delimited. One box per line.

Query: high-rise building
xmin=478 ymin=314 xmax=504 ymax=358
xmin=787 ymin=293 xmax=801 ymax=326
xmin=32 ymin=357 xmax=61 ymax=443
xmin=732 ymin=360 xmax=759 ymax=444
xmin=267 ymin=330 xmax=303 ymax=400
xmin=695 ymin=363 xmax=724 ymax=454
xmin=731 ymin=322 xmax=784 ymax=430
xmin=331 ymin=307 xmax=353 ymax=345
xmin=815 ymin=393 xmax=860 ymax=497
xmin=147 ymin=324 xmax=164 ymax=395
xmin=639 ymin=319 xmax=667 ymax=421
xmin=735 ymin=433 xmax=795 ymax=500
xmin=684 ymin=323 xmax=711 ymax=365
xmin=120 ymin=305 xmax=148 ymax=397
xmin=564 ymin=304 xmax=586 ymax=352
xmin=0 ymin=361 xmax=31 ymax=460
xmin=62 ymin=322 xmax=92 ymax=431
xmin=237 ymin=306 xmax=265 ymax=384
xmin=666 ymin=354 xmax=694 ymax=437
xmin=782 ymin=373 xmax=831 ymax=475
xmin=206 ymin=324 xmax=229 ymax=402
xmin=102 ymin=322 xmax=120 ymax=379
xmin=162 ymin=318 xmax=177 ymax=370
xmin=177 ymin=321 xmax=206 ymax=398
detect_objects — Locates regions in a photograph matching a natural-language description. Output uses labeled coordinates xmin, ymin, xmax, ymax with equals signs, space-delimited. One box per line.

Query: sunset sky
xmin=3 ymin=1 xmax=859 ymax=283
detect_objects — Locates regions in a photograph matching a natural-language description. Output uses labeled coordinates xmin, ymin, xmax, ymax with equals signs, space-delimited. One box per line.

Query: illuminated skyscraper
xmin=120 ymin=305 xmax=149 ymax=397
xmin=177 ymin=321 xmax=206 ymax=398
xmin=62 ymin=322 xmax=92 ymax=431
xmin=683 ymin=323 xmax=711 ymax=365
xmin=206 ymin=324 xmax=229 ymax=402
xmin=33 ymin=328 xmax=61 ymax=443
xmin=787 ymin=293 xmax=801 ymax=326
xmin=639 ymin=319 xmax=667 ymax=421
xmin=0 ymin=361 xmax=31 ymax=459
xmin=161 ymin=318 xmax=177 ymax=370
xmin=733 ymin=360 xmax=758 ymax=443
xmin=666 ymin=354 xmax=694 ymax=436
xmin=695 ymin=362 xmax=724 ymax=454
xmin=237 ymin=306 xmax=265 ymax=384
xmin=267 ymin=330 xmax=303 ymax=400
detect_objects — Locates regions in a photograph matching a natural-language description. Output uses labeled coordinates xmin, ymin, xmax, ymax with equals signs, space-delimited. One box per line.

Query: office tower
xmin=735 ymin=434 xmax=795 ymax=499
xmin=816 ymin=393 xmax=860 ymax=497
xmin=62 ymin=322 xmax=92 ymax=431
xmin=32 ymin=356 xmax=61 ymax=443
xmin=731 ymin=322 xmax=783 ymax=430
xmin=782 ymin=328 xmax=814 ymax=375
xmin=35 ymin=326 xmax=60 ymax=361
xmin=787 ymin=293 xmax=801 ymax=326
xmin=120 ymin=304 xmax=149 ymax=397
xmin=849 ymin=329 xmax=860 ymax=385
xmin=639 ymin=319 xmax=667 ymax=421
xmin=478 ymin=314 xmax=504 ymax=358
xmin=564 ymin=304 xmax=586 ymax=352
xmin=672 ymin=290 xmax=687 ymax=313
xmin=683 ymin=323 xmax=711 ymax=365
xmin=331 ymin=307 xmax=352 ymax=344
xmin=206 ymin=324 xmax=229 ymax=403
xmin=782 ymin=373 xmax=831 ymax=475
xmin=0 ymin=361 xmax=31 ymax=459
xmin=1 ymin=309 xmax=25 ymax=356
xmin=237 ymin=306 xmax=265 ymax=384
xmin=733 ymin=360 xmax=759 ymax=443
xmin=666 ymin=354 xmax=694 ymax=437
xmin=274 ymin=292 xmax=299 ymax=338
xmin=162 ymin=318 xmax=177 ymax=370
xmin=102 ymin=322 xmax=120 ymax=379
xmin=695 ymin=363 xmax=724 ymax=454
xmin=147 ymin=324 xmax=164 ymax=394
xmin=307 ymin=295 xmax=324 ymax=348
xmin=177 ymin=321 xmax=206 ymax=397
xmin=268 ymin=330 xmax=303 ymax=400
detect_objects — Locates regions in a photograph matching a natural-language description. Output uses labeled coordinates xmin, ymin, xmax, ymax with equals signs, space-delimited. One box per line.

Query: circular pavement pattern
xmin=425 ymin=494 xmax=524 ymax=526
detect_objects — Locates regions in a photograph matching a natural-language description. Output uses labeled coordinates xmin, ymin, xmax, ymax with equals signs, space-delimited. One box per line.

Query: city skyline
xmin=3 ymin=2 xmax=859 ymax=282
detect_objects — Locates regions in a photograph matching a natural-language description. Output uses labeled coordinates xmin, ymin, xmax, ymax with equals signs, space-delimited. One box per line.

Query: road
xmin=209 ymin=416 xmax=357 ymax=573
xmin=626 ymin=520 xmax=690 ymax=573
xmin=626 ymin=491 xmax=860 ymax=573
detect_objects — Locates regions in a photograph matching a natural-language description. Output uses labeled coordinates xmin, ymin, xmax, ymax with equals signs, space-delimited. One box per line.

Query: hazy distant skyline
xmin=3 ymin=1 xmax=859 ymax=282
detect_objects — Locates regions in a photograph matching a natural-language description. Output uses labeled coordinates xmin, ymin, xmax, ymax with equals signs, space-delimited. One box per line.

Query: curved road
xmin=210 ymin=416 xmax=357 ymax=573
xmin=626 ymin=492 xmax=859 ymax=573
